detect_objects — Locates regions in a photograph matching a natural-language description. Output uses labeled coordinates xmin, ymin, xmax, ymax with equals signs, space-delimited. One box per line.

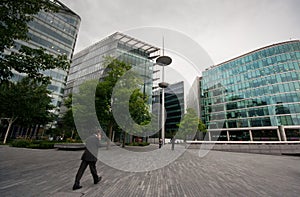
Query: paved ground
xmin=0 ymin=145 xmax=300 ymax=197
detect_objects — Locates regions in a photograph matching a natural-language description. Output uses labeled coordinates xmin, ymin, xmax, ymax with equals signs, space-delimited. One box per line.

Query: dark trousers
xmin=75 ymin=160 xmax=98 ymax=184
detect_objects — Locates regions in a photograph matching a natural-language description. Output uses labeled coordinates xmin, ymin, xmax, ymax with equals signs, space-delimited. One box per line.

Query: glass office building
xmin=201 ymin=40 xmax=300 ymax=141
xmin=12 ymin=1 xmax=80 ymax=111
xmin=65 ymin=32 xmax=160 ymax=101
xmin=153 ymin=81 xmax=185 ymax=137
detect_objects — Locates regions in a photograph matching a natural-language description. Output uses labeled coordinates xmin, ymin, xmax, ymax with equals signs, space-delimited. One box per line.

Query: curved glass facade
xmin=13 ymin=1 xmax=80 ymax=110
xmin=201 ymin=41 xmax=300 ymax=141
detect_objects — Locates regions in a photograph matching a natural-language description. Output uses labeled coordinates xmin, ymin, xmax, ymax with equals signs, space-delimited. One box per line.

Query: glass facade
xmin=12 ymin=1 xmax=80 ymax=110
xmin=153 ymin=81 xmax=185 ymax=137
xmin=200 ymin=41 xmax=300 ymax=141
xmin=66 ymin=32 xmax=160 ymax=103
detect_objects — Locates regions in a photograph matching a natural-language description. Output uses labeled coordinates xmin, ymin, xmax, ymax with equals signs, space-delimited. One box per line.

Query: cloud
xmin=61 ymin=0 xmax=300 ymax=64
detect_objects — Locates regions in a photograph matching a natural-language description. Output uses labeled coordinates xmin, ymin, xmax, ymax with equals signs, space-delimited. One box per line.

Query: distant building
xmin=153 ymin=81 xmax=185 ymax=137
xmin=187 ymin=76 xmax=201 ymax=115
xmin=200 ymin=40 xmax=300 ymax=141
xmin=12 ymin=0 xmax=81 ymax=111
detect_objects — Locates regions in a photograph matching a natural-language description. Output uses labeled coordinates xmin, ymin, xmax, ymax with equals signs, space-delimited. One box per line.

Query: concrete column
xmin=208 ymin=131 xmax=211 ymax=141
xmin=226 ymin=131 xmax=230 ymax=141
xmin=277 ymin=127 xmax=282 ymax=141
xmin=249 ymin=130 xmax=253 ymax=141
xmin=279 ymin=125 xmax=287 ymax=141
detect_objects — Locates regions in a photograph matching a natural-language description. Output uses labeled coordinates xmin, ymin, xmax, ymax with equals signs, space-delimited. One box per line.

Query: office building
xmin=200 ymin=40 xmax=300 ymax=141
xmin=153 ymin=81 xmax=185 ymax=137
xmin=12 ymin=1 xmax=80 ymax=111
xmin=65 ymin=32 xmax=160 ymax=101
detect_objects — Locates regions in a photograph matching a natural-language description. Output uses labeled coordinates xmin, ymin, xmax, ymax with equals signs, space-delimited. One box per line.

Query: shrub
xmin=11 ymin=139 xmax=31 ymax=148
xmin=138 ymin=142 xmax=150 ymax=146
xmin=11 ymin=139 xmax=55 ymax=149
xmin=35 ymin=142 xmax=55 ymax=149
xmin=125 ymin=142 xmax=150 ymax=146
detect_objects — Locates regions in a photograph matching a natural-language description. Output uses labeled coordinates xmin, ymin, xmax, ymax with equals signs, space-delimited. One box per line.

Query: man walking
xmin=73 ymin=130 xmax=102 ymax=190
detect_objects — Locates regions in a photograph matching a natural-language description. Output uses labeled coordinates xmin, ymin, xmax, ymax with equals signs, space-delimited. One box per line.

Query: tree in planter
xmin=0 ymin=77 xmax=55 ymax=144
xmin=0 ymin=0 xmax=70 ymax=84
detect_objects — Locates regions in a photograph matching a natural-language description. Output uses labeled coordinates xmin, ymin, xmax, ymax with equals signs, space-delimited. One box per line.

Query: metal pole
xmin=161 ymin=66 xmax=165 ymax=146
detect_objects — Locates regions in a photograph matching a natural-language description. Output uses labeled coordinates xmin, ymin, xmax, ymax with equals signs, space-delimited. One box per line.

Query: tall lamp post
xmin=156 ymin=55 xmax=172 ymax=146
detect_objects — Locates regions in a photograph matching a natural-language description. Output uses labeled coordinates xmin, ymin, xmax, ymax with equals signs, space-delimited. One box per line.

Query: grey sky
xmin=61 ymin=0 xmax=300 ymax=65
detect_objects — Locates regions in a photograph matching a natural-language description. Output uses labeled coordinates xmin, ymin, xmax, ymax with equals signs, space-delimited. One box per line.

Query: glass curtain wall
xmin=201 ymin=41 xmax=300 ymax=140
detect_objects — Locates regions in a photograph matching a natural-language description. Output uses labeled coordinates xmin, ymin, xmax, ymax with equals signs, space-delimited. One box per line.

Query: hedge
xmin=125 ymin=142 xmax=150 ymax=146
xmin=10 ymin=139 xmax=55 ymax=149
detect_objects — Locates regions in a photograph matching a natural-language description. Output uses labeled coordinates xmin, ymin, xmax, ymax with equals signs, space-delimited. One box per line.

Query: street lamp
xmin=156 ymin=55 xmax=172 ymax=146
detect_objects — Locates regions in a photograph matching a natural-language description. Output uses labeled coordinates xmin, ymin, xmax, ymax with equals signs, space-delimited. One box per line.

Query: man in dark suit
xmin=72 ymin=130 xmax=102 ymax=190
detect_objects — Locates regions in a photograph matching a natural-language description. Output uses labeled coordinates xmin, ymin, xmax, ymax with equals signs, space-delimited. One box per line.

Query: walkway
xmin=0 ymin=145 xmax=300 ymax=196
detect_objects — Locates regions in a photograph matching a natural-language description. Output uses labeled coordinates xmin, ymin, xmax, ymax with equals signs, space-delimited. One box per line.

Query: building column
xmin=277 ymin=127 xmax=282 ymax=141
xmin=279 ymin=125 xmax=287 ymax=141
xmin=226 ymin=131 xmax=230 ymax=141
xmin=249 ymin=130 xmax=253 ymax=141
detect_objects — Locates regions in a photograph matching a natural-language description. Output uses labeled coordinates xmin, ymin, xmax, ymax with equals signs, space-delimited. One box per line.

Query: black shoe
xmin=72 ymin=184 xmax=82 ymax=190
xmin=94 ymin=176 xmax=102 ymax=184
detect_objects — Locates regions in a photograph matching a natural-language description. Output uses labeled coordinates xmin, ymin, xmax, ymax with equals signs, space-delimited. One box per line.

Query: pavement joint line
xmin=0 ymin=180 xmax=26 ymax=190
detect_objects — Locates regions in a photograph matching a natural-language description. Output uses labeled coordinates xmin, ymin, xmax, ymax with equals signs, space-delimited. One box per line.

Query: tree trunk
xmin=3 ymin=117 xmax=17 ymax=144
xmin=17 ymin=126 xmax=22 ymax=138
xmin=71 ymin=129 xmax=74 ymax=139
xmin=112 ymin=130 xmax=115 ymax=143
xmin=31 ymin=125 xmax=38 ymax=139
xmin=35 ymin=124 xmax=41 ymax=139
xmin=122 ymin=130 xmax=126 ymax=148
xmin=10 ymin=125 xmax=15 ymax=138
xmin=25 ymin=127 xmax=30 ymax=139
xmin=32 ymin=126 xmax=36 ymax=139
xmin=28 ymin=125 xmax=33 ymax=139
xmin=41 ymin=125 xmax=45 ymax=138
xmin=107 ymin=123 xmax=113 ymax=150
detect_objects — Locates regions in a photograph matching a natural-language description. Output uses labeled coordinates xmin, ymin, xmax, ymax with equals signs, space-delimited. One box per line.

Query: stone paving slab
xmin=0 ymin=145 xmax=300 ymax=197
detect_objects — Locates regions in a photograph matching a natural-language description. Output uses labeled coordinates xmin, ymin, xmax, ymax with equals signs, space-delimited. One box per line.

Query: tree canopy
xmin=177 ymin=108 xmax=206 ymax=141
xmin=96 ymin=57 xmax=151 ymax=146
xmin=0 ymin=78 xmax=55 ymax=143
xmin=61 ymin=57 xmax=153 ymax=146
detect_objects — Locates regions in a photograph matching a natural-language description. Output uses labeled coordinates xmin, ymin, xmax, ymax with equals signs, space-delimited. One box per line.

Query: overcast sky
xmin=61 ymin=0 xmax=300 ymax=65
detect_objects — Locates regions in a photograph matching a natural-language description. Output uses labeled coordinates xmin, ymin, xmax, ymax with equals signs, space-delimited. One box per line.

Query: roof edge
xmin=213 ymin=40 xmax=300 ymax=68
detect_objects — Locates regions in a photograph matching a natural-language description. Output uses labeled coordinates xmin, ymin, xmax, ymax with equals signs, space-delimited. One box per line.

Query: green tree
xmin=95 ymin=57 xmax=151 ymax=147
xmin=71 ymin=57 xmax=152 ymax=147
xmin=60 ymin=94 xmax=77 ymax=139
xmin=0 ymin=77 xmax=55 ymax=143
xmin=0 ymin=0 xmax=69 ymax=83
xmin=177 ymin=108 xmax=200 ymax=141
xmin=129 ymin=89 xmax=151 ymax=125
xmin=72 ymin=79 xmax=99 ymax=140
xmin=95 ymin=58 xmax=131 ymax=147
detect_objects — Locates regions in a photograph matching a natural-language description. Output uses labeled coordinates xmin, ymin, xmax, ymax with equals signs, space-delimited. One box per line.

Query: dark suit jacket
xmin=81 ymin=134 xmax=100 ymax=162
